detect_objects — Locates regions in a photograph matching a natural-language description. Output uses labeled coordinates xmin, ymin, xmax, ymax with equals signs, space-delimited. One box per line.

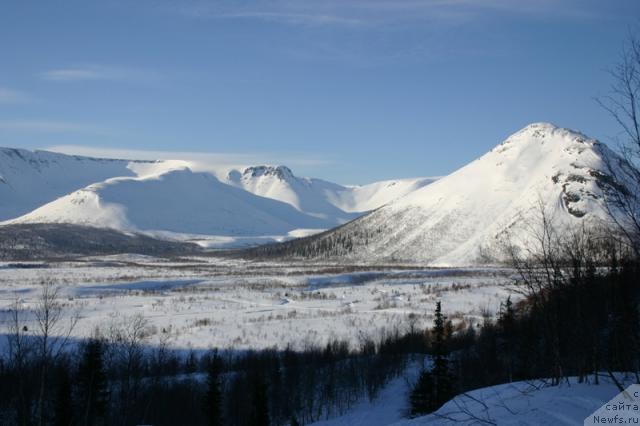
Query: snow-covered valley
xmin=1 ymin=256 xmax=633 ymax=426
xmin=0 ymin=256 xmax=515 ymax=351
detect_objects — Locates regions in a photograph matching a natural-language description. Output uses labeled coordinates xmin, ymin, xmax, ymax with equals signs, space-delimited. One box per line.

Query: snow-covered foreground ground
xmin=316 ymin=372 xmax=638 ymax=426
xmin=0 ymin=255 xmax=515 ymax=351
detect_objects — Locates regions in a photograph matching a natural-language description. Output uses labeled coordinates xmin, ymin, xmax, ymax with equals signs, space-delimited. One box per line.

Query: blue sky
xmin=0 ymin=0 xmax=638 ymax=184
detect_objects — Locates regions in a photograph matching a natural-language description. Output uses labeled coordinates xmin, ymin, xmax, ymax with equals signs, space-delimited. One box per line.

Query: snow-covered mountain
xmin=1 ymin=148 xmax=435 ymax=243
xmin=0 ymin=148 xmax=140 ymax=220
xmin=7 ymin=168 xmax=341 ymax=235
xmin=250 ymin=123 xmax=622 ymax=265
xmin=11 ymin=122 xmax=616 ymax=261
xmin=223 ymin=165 xmax=435 ymax=220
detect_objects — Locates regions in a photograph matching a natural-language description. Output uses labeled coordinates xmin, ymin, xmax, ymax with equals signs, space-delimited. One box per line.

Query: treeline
xmin=409 ymin=221 xmax=640 ymax=416
xmin=0 ymin=304 xmax=419 ymax=426
xmin=235 ymin=219 xmax=384 ymax=260
xmin=453 ymin=256 xmax=639 ymax=386
xmin=0 ymin=223 xmax=200 ymax=260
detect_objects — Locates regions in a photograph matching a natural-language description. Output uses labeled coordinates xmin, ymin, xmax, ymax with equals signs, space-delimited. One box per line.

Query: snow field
xmin=0 ymin=256 xmax=516 ymax=351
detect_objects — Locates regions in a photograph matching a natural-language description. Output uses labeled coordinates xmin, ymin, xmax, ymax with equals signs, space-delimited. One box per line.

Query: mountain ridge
xmin=1 ymin=147 xmax=435 ymax=246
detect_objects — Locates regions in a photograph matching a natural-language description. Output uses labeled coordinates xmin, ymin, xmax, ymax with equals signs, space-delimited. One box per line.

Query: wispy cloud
xmin=150 ymin=0 xmax=604 ymax=67
xmin=169 ymin=0 xmax=598 ymax=27
xmin=196 ymin=11 xmax=365 ymax=26
xmin=0 ymin=87 xmax=31 ymax=104
xmin=0 ymin=120 xmax=107 ymax=135
xmin=41 ymin=65 xmax=161 ymax=82
xmin=45 ymin=145 xmax=333 ymax=170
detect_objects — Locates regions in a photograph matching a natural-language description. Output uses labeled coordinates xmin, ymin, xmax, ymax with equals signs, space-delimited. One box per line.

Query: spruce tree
xmin=410 ymin=302 xmax=455 ymax=416
xmin=409 ymin=368 xmax=434 ymax=416
xmin=77 ymin=338 xmax=109 ymax=426
xmin=204 ymin=351 xmax=224 ymax=426
xmin=431 ymin=301 xmax=454 ymax=411
xmin=497 ymin=296 xmax=516 ymax=382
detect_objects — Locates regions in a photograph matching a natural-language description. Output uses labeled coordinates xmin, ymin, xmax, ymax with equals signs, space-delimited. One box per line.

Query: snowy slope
xmin=6 ymin=168 xmax=340 ymax=236
xmin=255 ymin=123 xmax=622 ymax=265
xmin=224 ymin=165 xmax=435 ymax=219
xmin=370 ymin=122 xmax=616 ymax=265
xmin=329 ymin=177 xmax=438 ymax=213
xmin=0 ymin=148 xmax=140 ymax=220
xmin=395 ymin=376 xmax=633 ymax=426
xmin=1 ymin=147 xmax=435 ymax=241
xmin=224 ymin=165 xmax=359 ymax=223
xmin=314 ymin=372 xmax=634 ymax=425
xmin=311 ymin=374 xmax=413 ymax=426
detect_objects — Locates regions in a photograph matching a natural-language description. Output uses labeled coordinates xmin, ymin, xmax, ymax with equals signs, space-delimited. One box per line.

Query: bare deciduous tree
xmin=33 ymin=279 xmax=78 ymax=426
xmin=106 ymin=313 xmax=150 ymax=425
xmin=7 ymin=296 xmax=32 ymax=426
xmin=597 ymin=30 xmax=640 ymax=255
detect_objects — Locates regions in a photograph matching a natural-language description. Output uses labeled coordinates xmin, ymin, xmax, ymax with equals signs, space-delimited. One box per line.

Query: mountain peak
xmin=517 ymin=122 xmax=593 ymax=141
xmin=243 ymin=165 xmax=294 ymax=180
xmin=521 ymin=122 xmax=559 ymax=132
xmin=493 ymin=123 xmax=596 ymax=155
